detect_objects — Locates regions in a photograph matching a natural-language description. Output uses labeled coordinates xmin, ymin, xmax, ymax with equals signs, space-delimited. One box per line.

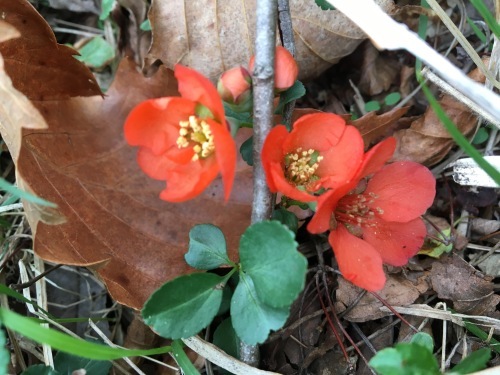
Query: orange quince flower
xmin=124 ymin=65 xmax=236 ymax=202
xmin=249 ymin=46 xmax=299 ymax=92
xmin=262 ymin=113 xmax=365 ymax=202
xmin=217 ymin=66 xmax=252 ymax=107
xmin=308 ymin=138 xmax=436 ymax=291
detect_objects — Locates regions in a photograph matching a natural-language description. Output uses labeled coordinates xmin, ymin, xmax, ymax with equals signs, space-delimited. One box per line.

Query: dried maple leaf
xmin=0 ymin=0 xmax=252 ymax=309
xmin=392 ymin=63 xmax=487 ymax=166
xmin=145 ymin=0 xmax=396 ymax=81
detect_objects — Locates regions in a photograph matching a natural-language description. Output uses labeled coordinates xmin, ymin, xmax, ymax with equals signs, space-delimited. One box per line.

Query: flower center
xmin=284 ymin=148 xmax=323 ymax=187
xmin=176 ymin=116 xmax=215 ymax=161
xmin=335 ymin=191 xmax=384 ymax=228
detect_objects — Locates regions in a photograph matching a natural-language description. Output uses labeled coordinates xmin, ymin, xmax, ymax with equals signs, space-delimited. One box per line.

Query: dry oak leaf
xmin=145 ymin=0 xmax=396 ymax=82
xmin=392 ymin=62 xmax=487 ymax=166
xmin=0 ymin=0 xmax=252 ymax=310
xmin=430 ymin=253 xmax=500 ymax=318
xmin=335 ymin=273 xmax=429 ymax=323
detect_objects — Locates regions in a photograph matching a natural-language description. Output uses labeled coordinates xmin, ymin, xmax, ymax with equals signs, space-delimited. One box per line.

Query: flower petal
xmin=137 ymin=147 xmax=176 ymax=180
xmin=365 ymin=161 xmax=436 ymax=222
xmin=283 ymin=113 xmax=346 ymax=153
xmin=317 ymin=125 xmax=364 ymax=188
xmin=209 ymin=119 xmax=237 ymax=201
xmin=362 ymin=218 xmax=427 ymax=266
xmin=160 ymin=158 xmax=219 ymax=202
xmin=268 ymin=162 xmax=317 ymax=202
xmin=262 ymin=125 xmax=289 ymax=192
xmin=274 ymin=46 xmax=299 ymax=91
xmin=329 ymin=225 xmax=386 ymax=291
xmin=357 ymin=137 xmax=396 ymax=179
xmin=175 ymin=65 xmax=225 ymax=122
xmin=124 ymin=97 xmax=196 ymax=154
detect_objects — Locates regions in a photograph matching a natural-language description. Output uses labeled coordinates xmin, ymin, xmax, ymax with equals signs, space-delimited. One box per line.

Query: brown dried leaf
xmin=392 ymin=64 xmax=487 ymax=166
xmin=0 ymin=1 xmax=253 ymax=309
xmin=335 ymin=273 xmax=429 ymax=322
xmin=146 ymin=0 xmax=396 ymax=81
xmin=351 ymin=106 xmax=409 ymax=149
xmin=430 ymin=254 xmax=500 ymax=317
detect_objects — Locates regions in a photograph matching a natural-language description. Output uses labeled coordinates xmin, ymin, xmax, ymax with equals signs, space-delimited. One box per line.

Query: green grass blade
xmin=0 ymin=178 xmax=57 ymax=208
xmin=0 ymin=284 xmax=52 ymax=317
xmin=0 ymin=307 xmax=171 ymax=360
xmin=420 ymin=84 xmax=500 ymax=186
xmin=172 ymin=340 xmax=200 ymax=375
xmin=469 ymin=0 xmax=500 ymax=39
xmin=466 ymin=16 xmax=488 ymax=44
xmin=462 ymin=320 xmax=500 ymax=355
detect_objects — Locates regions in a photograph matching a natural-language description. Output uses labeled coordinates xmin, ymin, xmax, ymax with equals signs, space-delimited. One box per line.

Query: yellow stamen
xmin=284 ymin=148 xmax=323 ymax=186
xmin=176 ymin=116 xmax=215 ymax=161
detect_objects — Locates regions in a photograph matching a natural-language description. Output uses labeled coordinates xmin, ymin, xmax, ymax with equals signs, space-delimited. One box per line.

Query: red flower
xmin=249 ymin=46 xmax=299 ymax=92
xmin=217 ymin=66 xmax=252 ymax=107
xmin=124 ymin=65 xmax=236 ymax=202
xmin=307 ymin=138 xmax=436 ymax=291
xmin=262 ymin=113 xmax=364 ymax=202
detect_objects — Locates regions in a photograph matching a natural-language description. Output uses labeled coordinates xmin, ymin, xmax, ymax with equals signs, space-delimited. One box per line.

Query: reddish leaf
xmin=0 ymin=0 xmax=252 ymax=309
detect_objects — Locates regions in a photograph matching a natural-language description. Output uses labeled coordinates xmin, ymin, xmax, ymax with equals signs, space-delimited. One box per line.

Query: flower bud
xmin=249 ymin=46 xmax=299 ymax=92
xmin=217 ymin=67 xmax=252 ymax=108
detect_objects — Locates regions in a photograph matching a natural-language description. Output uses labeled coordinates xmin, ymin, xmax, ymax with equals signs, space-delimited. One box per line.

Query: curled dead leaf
xmin=145 ymin=0 xmax=396 ymax=81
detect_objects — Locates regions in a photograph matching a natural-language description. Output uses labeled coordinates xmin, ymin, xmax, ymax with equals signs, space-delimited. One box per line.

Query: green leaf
xmin=172 ymin=340 xmax=200 ymax=375
xmin=142 ymin=273 xmax=225 ymax=339
xmin=410 ymin=332 xmax=434 ymax=352
xmin=466 ymin=16 xmax=488 ymax=44
xmin=271 ymin=208 xmax=299 ymax=233
xmin=0 ymin=328 xmax=9 ymax=375
xmin=384 ymin=92 xmax=401 ymax=106
xmin=472 ymin=127 xmax=489 ymax=145
xmin=224 ymin=104 xmax=253 ymax=129
xmin=419 ymin=228 xmax=453 ymax=258
xmin=22 ymin=365 xmax=60 ymax=375
xmin=470 ymin=0 xmax=500 ymax=38
xmin=185 ymin=224 xmax=230 ymax=270
xmin=0 ymin=307 xmax=171 ymax=360
xmin=462 ymin=319 xmax=500 ymax=355
xmin=315 ymin=0 xmax=335 ymax=10
xmin=239 ymin=221 xmax=306 ymax=308
xmin=0 ymin=178 xmax=57 ymax=207
xmin=99 ymin=0 xmax=115 ymax=20
xmin=240 ymin=136 xmax=253 ymax=166
xmin=0 ymin=283 xmax=52 ymax=317
xmin=364 ymin=100 xmax=381 ymax=112
xmin=140 ymin=19 xmax=152 ymax=31
xmin=54 ymin=349 xmax=111 ymax=375
xmin=450 ymin=348 xmax=491 ymax=374
xmin=213 ymin=318 xmax=240 ymax=375
xmin=75 ymin=37 xmax=115 ymax=69
xmin=217 ymin=284 xmax=233 ymax=316
xmin=369 ymin=342 xmax=440 ymax=375
xmin=230 ymin=273 xmax=289 ymax=345
xmin=275 ymin=80 xmax=306 ymax=116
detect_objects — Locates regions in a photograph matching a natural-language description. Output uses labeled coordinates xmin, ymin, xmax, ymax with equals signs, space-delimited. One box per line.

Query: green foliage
xmin=21 ymin=365 xmax=59 ymax=375
xmin=75 ymin=37 xmax=115 ymax=69
xmin=99 ymin=0 xmax=115 ymax=21
xmin=185 ymin=224 xmax=231 ymax=269
xmin=239 ymin=221 xmax=306 ymax=308
xmin=449 ymin=348 xmax=491 ymax=374
xmin=213 ymin=318 xmax=240 ymax=371
xmin=419 ymin=228 xmax=453 ymax=258
xmin=472 ymin=128 xmax=489 ymax=145
xmin=469 ymin=0 xmax=500 ymax=38
xmin=369 ymin=333 xmax=440 ymax=375
xmin=365 ymin=100 xmax=381 ymax=112
xmin=384 ymin=92 xmax=401 ymax=106
xmin=54 ymin=349 xmax=111 ymax=375
xmin=230 ymin=273 xmax=289 ymax=345
xmin=275 ymin=80 xmax=306 ymax=119
xmin=240 ymin=136 xmax=253 ymax=166
xmin=0 ymin=328 xmax=8 ymax=375
xmin=466 ymin=16 xmax=488 ymax=44
xmin=142 ymin=273 xmax=227 ymax=339
xmin=140 ymin=19 xmax=152 ymax=31
xmin=315 ymin=0 xmax=335 ymax=10
xmin=0 ymin=178 xmax=57 ymax=207
xmin=462 ymin=319 xmax=500 ymax=355
xmin=172 ymin=340 xmax=201 ymax=375
xmin=410 ymin=332 xmax=434 ymax=352
xmin=272 ymin=208 xmax=299 ymax=233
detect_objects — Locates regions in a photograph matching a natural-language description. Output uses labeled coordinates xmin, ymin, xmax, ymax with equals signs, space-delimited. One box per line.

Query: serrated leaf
xmin=275 ymin=81 xmax=306 ymax=116
xmin=75 ymin=37 xmax=115 ymax=69
xmin=185 ymin=224 xmax=230 ymax=270
xmin=271 ymin=208 xmax=299 ymax=233
xmin=54 ymin=349 xmax=111 ymax=375
xmin=142 ymin=273 xmax=224 ymax=339
xmin=239 ymin=221 xmax=306 ymax=308
xmin=230 ymin=273 xmax=289 ymax=345
xmin=410 ymin=332 xmax=434 ymax=352
xmin=240 ymin=136 xmax=253 ymax=166
xmin=450 ymin=348 xmax=491 ymax=374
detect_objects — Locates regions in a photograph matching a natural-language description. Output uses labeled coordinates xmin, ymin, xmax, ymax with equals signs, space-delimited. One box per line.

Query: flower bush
xmin=124 ymin=65 xmax=236 ymax=202
xmin=262 ymin=113 xmax=364 ymax=202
